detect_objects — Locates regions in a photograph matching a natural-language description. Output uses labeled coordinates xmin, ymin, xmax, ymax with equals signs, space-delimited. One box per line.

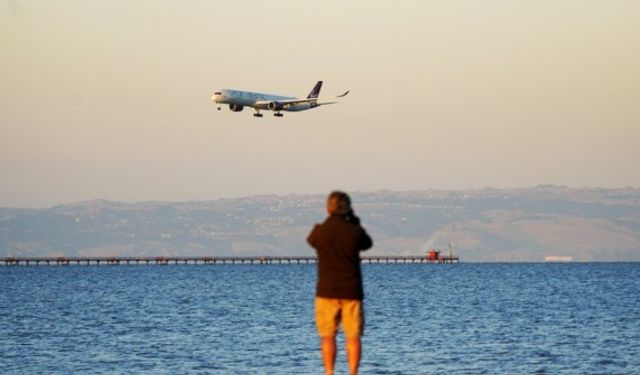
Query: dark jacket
xmin=307 ymin=213 xmax=373 ymax=300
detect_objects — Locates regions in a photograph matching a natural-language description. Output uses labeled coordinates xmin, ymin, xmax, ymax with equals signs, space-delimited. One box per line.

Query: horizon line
xmin=3 ymin=184 xmax=639 ymax=210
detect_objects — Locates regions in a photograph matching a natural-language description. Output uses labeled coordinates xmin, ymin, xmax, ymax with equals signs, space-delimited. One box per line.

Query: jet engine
xmin=267 ymin=102 xmax=284 ymax=111
xmin=229 ymin=104 xmax=244 ymax=112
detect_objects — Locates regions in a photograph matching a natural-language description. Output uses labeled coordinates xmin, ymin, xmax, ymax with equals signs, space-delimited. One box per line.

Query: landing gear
xmin=253 ymin=112 xmax=263 ymax=118
xmin=274 ymin=112 xmax=283 ymax=117
xmin=217 ymin=105 xmax=221 ymax=111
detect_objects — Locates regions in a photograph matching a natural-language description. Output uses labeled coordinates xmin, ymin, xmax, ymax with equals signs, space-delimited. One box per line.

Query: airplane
xmin=211 ymin=81 xmax=349 ymax=117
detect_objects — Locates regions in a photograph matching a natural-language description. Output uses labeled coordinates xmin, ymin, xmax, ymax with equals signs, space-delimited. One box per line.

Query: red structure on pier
xmin=426 ymin=248 xmax=459 ymax=263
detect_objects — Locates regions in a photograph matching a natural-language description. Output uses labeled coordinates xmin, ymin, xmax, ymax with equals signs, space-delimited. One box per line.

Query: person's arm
xmin=358 ymin=227 xmax=373 ymax=251
xmin=307 ymin=224 xmax=321 ymax=249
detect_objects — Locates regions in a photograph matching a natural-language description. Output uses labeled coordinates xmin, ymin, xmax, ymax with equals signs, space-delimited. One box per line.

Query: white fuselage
xmin=211 ymin=89 xmax=314 ymax=112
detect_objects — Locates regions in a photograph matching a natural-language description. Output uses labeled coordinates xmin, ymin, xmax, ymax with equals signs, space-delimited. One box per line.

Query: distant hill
xmin=1 ymin=186 xmax=639 ymax=261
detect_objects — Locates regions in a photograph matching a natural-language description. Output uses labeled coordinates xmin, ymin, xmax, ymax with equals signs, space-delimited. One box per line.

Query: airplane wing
xmin=256 ymin=91 xmax=349 ymax=108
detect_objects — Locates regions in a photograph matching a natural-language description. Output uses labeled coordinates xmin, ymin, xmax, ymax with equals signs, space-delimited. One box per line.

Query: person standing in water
xmin=307 ymin=191 xmax=373 ymax=375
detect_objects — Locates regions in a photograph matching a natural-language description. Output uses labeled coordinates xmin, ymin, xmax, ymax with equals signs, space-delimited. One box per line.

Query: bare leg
xmin=321 ymin=336 xmax=336 ymax=375
xmin=346 ymin=336 xmax=361 ymax=375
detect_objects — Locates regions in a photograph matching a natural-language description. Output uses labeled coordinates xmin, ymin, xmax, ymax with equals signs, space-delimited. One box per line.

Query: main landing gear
xmin=217 ymin=104 xmax=221 ymax=111
xmin=252 ymin=110 xmax=283 ymax=118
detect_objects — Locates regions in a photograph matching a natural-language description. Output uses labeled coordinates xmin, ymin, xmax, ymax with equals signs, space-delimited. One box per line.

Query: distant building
xmin=544 ymin=256 xmax=573 ymax=262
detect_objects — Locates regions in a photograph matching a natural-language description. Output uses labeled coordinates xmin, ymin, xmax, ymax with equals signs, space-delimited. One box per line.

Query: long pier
xmin=1 ymin=255 xmax=459 ymax=266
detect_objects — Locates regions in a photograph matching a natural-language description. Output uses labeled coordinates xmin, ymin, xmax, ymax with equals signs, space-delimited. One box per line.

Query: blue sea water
xmin=1 ymin=263 xmax=639 ymax=374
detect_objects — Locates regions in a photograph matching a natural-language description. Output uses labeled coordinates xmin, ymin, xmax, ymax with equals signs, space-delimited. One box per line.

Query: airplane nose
xmin=212 ymin=92 xmax=226 ymax=103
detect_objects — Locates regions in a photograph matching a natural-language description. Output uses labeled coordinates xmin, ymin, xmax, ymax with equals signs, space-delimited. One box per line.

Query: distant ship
xmin=544 ymin=256 xmax=573 ymax=262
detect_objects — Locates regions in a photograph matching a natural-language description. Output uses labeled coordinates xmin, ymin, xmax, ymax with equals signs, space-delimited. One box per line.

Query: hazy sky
xmin=2 ymin=1 xmax=639 ymax=207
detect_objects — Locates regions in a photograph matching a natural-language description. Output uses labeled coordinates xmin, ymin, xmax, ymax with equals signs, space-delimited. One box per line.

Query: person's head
xmin=326 ymin=191 xmax=352 ymax=215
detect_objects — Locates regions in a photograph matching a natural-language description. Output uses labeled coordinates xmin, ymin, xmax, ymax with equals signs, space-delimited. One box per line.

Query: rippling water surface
xmin=1 ymin=263 xmax=639 ymax=374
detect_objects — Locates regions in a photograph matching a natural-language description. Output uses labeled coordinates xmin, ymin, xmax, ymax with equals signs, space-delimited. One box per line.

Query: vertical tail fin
xmin=307 ymin=81 xmax=323 ymax=99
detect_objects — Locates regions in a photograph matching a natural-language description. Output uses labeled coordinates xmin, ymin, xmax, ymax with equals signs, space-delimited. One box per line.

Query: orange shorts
xmin=315 ymin=297 xmax=364 ymax=338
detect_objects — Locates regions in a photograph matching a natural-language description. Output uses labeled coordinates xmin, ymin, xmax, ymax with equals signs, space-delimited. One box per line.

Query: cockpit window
xmin=214 ymin=92 xmax=222 ymax=95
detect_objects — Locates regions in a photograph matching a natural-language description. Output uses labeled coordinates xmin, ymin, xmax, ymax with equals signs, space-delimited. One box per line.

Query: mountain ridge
xmin=2 ymin=186 xmax=639 ymax=261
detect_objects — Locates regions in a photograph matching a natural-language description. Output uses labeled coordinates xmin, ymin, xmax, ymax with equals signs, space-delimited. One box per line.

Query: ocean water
xmin=1 ymin=263 xmax=639 ymax=374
